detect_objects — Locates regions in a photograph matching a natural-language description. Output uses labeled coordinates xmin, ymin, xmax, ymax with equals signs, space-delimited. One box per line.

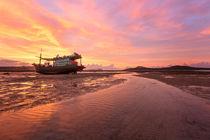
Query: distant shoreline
xmin=0 ymin=66 xmax=122 ymax=72
xmin=1 ymin=65 xmax=210 ymax=72
xmin=125 ymin=65 xmax=210 ymax=72
xmin=0 ymin=66 xmax=35 ymax=72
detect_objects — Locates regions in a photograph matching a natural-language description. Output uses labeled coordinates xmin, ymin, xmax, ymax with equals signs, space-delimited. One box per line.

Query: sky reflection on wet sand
xmin=0 ymin=72 xmax=125 ymax=112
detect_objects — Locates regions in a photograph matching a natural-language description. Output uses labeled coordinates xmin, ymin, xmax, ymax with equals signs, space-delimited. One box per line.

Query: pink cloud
xmin=86 ymin=64 xmax=118 ymax=70
xmin=190 ymin=62 xmax=210 ymax=68
xmin=0 ymin=0 xmax=209 ymax=68
xmin=201 ymin=27 xmax=210 ymax=35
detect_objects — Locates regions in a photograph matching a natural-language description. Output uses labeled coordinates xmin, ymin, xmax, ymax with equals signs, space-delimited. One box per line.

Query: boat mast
xmin=39 ymin=48 xmax=42 ymax=64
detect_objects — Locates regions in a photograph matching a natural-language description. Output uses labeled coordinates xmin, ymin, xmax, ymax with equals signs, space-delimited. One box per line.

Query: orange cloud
xmin=201 ymin=28 xmax=210 ymax=35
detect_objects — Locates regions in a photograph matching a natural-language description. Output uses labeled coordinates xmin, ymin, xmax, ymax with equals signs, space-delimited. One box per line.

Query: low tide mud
xmin=0 ymin=72 xmax=125 ymax=113
xmin=138 ymin=71 xmax=210 ymax=100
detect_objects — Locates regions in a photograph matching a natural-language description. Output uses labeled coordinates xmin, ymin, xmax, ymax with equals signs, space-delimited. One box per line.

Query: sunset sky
xmin=0 ymin=0 xmax=210 ymax=68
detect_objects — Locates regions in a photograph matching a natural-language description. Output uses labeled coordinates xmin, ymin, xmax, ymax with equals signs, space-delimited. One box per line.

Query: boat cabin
xmin=37 ymin=52 xmax=82 ymax=67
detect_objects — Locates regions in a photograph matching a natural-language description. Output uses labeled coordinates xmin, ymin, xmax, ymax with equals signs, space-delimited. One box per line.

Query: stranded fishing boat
xmin=33 ymin=52 xmax=85 ymax=74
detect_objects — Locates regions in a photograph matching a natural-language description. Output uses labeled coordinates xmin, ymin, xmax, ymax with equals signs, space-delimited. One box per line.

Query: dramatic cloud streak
xmin=0 ymin=0 xmax=210 ymax=68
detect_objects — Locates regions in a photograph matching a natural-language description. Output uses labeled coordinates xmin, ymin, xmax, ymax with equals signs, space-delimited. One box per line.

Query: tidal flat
xmin=0 ymin=73 xmax=210 ymax=140
xmin=0 ymin=72 xmax=125 ymax=113
xmin=138 ymin=71 xmax=210 ymax=100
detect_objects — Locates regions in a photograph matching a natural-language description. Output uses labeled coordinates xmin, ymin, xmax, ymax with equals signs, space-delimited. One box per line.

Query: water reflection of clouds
xmin=0 ymin=102 xmax=59 ymax=140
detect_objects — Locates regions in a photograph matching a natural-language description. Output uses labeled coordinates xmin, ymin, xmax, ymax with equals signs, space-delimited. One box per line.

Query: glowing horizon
xmin=0 ymin=0 xmax=210 ymax=69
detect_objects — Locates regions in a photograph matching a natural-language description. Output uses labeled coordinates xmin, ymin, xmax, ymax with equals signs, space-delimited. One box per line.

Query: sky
xmin=0 ymin=0 xmax=210 ymax=69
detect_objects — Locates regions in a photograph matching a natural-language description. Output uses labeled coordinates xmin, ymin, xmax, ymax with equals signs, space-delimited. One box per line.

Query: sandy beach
xmin=0 ymin=72 xmax=210 ymax=140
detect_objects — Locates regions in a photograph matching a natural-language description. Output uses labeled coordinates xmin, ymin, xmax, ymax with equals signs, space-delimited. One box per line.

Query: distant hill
xmin=162 ymin=65 xmax=197 ymax=70
xmin=125 ymin=65 xmax=210 ymax=72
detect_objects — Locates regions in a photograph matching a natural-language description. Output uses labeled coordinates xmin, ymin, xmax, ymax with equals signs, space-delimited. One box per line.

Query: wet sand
xmin=0 ymin=73 xmax=210 ymax=140
xmin=138 ymin=71 xmax=210 ymax=100
xmin=0 ymin=72 xmax=125 ymax=112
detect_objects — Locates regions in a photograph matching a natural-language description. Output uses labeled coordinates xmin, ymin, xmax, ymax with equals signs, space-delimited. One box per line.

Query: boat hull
xmin=34 ymin=64 xmax=85 ymax=74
